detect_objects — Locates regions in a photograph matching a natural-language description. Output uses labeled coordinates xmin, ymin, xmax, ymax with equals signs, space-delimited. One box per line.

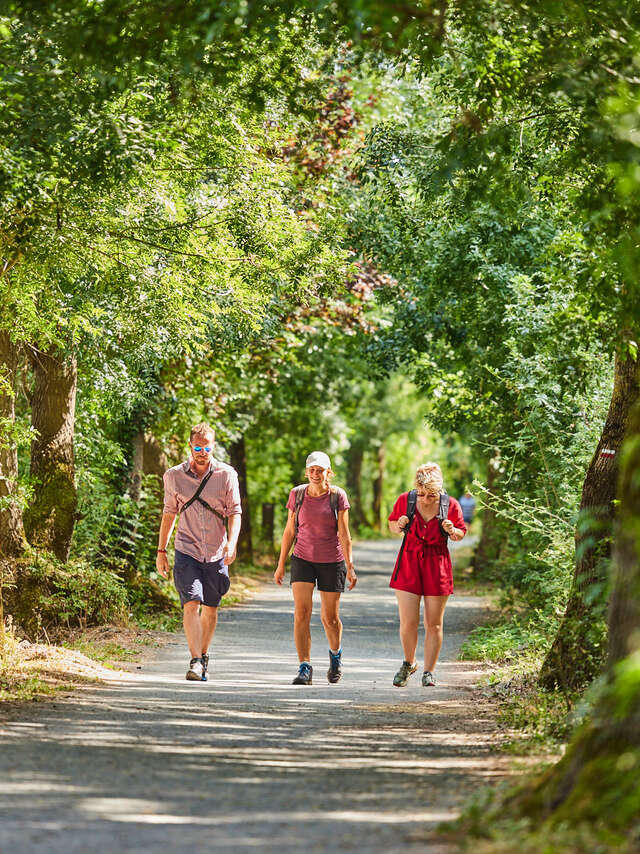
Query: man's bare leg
xmin=183 ymin=600 xmax=203 ymax=659
xmin=201 ymin=605 xmax=218 ymax=655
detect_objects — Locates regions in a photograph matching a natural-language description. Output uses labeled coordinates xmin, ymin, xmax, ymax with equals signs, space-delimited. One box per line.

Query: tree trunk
xmin=23 ymin=347 xmax=77 ymax=561
xmin=0 ymin=331 xmax=26 ymax=557
xmin=346 ymin=440 xmax=369 ymax=529
xmin=497 ymin=398 xmax=640 ymax=830
xmin=0 ymin=332 xmax=27 ymax=647
xmin=130 ymin=431 xmax=145 ymax=504
xmin=607 ymin=400 xmax=640 ymax=667
xmin=229 ymin=435 xmax=252 ymax=562
xmin=372 ymin=443 xmax=385 ymax=531
xmin=143 ymin=433 xmax=168 ymax=478
xmin=261 ymin=502 xmax=275 ymax=548
xmin=539 ymin=351 xmax=639 ymax=691
xmin=471 ymin=454 xmax=500 ymax=576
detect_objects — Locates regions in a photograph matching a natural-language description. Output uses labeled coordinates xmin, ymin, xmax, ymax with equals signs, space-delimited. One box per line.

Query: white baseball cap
xmin=305 ymin=451 xmax=331 ymax=470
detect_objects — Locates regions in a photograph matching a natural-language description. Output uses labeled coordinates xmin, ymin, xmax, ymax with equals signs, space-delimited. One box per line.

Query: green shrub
xmin=4 ymin=549 xmax=128 ymax=640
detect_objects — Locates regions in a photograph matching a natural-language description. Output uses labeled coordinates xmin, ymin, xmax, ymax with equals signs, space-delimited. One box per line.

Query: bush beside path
xmin=0 ymin=540 xmax=513 ymax=854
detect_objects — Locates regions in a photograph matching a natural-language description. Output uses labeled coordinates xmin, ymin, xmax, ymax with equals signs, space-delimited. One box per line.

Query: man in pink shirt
xmin=156 ymin=423 xmax=241 ymax=681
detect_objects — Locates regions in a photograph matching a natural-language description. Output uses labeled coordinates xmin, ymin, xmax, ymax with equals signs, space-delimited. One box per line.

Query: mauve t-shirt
xmin=287 ymin=486 xmax=350 ymax=563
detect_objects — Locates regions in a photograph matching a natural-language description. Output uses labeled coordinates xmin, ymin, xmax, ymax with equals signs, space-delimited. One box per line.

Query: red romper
xmin=388 ymin=492 xmax=466 ymax=596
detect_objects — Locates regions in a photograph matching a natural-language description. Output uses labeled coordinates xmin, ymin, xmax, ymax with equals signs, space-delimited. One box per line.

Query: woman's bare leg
xmin=394 ymin=590 xmax=421 ymax=663
xmin=423 ymin=595 xmax=449 ymax=672
xmin=319 ymin=591 xmax=342 ymax=651
xmin=292 ymin=582 xmax=315 ymax=662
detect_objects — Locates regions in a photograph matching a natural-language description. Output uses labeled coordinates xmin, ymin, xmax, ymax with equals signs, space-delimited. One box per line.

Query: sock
xmin=330 ymin=647 xmax=342 ymax=656
xmin=300 ymin=660 xmax=311 ymax=667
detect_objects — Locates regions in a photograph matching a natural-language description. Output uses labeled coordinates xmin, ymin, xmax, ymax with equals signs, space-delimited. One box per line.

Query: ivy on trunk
xmin=23 ymin=347 xmax=77 ymax=562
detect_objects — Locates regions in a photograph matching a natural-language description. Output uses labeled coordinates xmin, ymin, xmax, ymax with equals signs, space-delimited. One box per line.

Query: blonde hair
xmin=415 ymin=462 xmax=444 ymax=494
xmin=190 ymin=422 xmax=215 ymax=443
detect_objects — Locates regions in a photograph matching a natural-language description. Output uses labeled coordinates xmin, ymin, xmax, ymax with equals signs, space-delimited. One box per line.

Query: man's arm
xmin=156 ymin=512 xmax=177 ymax=579
xmin=224 ymin=513 xmax=241 ymax=565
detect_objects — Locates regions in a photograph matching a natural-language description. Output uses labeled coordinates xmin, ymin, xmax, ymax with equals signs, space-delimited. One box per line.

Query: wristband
xmin=157 ymin=548 xmax=167 ymax=553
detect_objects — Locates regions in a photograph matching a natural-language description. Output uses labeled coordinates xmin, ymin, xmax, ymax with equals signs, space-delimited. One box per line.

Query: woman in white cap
xmin=274 ymin=451 xmax=357 ymax=685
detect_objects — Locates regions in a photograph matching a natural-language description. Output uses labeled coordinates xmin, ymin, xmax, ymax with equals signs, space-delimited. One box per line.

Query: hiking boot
xmin=422 ymin=670 xmax=436 ymax=687
xmin=292 ymin=663 xmax=313 ymax=685
xmin=327 ymin=650 xmax=342 ymax=684
xmin=393 ymin=660 xmax=418 ymax=687
xmin=186 ymin=657 xmax=204 ymax=681
xmin=201 ymin=653 xmax=210 ymax=682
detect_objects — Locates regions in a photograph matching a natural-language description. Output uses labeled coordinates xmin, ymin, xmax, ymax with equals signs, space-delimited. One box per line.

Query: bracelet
xmin=157 ymin=548 xmax=167 ymax=553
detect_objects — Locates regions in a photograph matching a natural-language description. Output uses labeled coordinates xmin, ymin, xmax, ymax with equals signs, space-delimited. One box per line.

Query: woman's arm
xmin=442 ymin=520 xmax=465 ymax=541
xmin=388 ymin=492 xmax=409 ymax=536
xmin=274 ymin=510 xmax=296 ymax=584
xmin=442 ymin=498 xmax=467 ymax=541
xmin=389 ymin=516 xmax=409 ymax=535
xmin=337 ymin=509 xmax=357 ymax=589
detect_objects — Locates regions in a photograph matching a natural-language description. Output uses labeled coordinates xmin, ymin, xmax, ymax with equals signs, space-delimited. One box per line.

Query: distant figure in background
xmin=274 ymin=451 xmax=357 ymax=686
xmin=388 ymin=462 xmax=466 ymax=689
xmin=458 ymin=490 xmax=476 ymax=531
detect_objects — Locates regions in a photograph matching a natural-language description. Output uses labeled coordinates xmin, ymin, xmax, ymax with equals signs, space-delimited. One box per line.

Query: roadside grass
xmin=462 ymin=616 xmax=577 ymax=755
xmin=0 ymin=630 xmax=102 ymax=704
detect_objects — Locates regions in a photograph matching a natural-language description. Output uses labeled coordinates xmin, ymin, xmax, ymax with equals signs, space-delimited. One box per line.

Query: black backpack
xmin=405 ymin=489 xmax=450 ymax=540
xmin=393 ymin=489 xmax=450 ymax=581
xmin=293 ymin=484 xmax=339 ymax=543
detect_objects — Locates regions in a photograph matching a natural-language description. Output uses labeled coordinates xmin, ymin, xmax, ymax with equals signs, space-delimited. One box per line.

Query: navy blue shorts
xmin=173 ymin=550 xmax=230 ymax=607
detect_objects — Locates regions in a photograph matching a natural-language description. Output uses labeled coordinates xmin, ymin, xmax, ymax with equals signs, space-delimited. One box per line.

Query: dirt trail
xmin=0 ymin=539 xmax=511 ymax=853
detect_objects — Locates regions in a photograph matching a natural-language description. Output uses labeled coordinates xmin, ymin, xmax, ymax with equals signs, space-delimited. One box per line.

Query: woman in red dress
xmin=388 ymin=463 xmax=466 ymax=688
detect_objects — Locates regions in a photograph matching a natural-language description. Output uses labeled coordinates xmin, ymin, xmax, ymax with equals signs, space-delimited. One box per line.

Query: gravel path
xmin=0 ymin=539 xmax=509 ymax=854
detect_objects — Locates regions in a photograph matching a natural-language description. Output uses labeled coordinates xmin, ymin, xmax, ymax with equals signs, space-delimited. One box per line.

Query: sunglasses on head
xmin=192 ymin=445 xmax=212 ymax=453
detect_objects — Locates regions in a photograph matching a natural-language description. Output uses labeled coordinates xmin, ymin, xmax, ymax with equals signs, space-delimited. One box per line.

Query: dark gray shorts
xmin=290 ymin=555 xmax=346 ymax=592
xmin=173 ymin=550 xmax=230 ymax=607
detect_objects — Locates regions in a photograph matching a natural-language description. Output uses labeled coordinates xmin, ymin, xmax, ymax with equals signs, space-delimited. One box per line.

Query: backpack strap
xmin=180 ymin=470 xmax=213 ymax=514
xmin=406 ymin=489 xmax=418 ymax=527
xmin=180 ymin=470 xmax=227 ymax=524
xmin=195 ymin=495 xmax=227 ymax=524
xmin=329 ymin=487 xmax=339 ymax=522
xmin=437 ymin=492 xmax=451 ymax=541
xmin=392 ymin=490 xmax=418 ymax=582
xmin=293 ymin=484 xmax=307 ymax=543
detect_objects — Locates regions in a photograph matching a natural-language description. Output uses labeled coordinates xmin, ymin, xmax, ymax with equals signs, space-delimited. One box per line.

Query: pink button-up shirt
xmin=163 ymin=459 xmax=241 ymax=562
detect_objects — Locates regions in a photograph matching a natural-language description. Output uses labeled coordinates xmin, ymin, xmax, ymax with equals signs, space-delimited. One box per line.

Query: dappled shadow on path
xmin=0 ymin=539 xmax=505 ymax=854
